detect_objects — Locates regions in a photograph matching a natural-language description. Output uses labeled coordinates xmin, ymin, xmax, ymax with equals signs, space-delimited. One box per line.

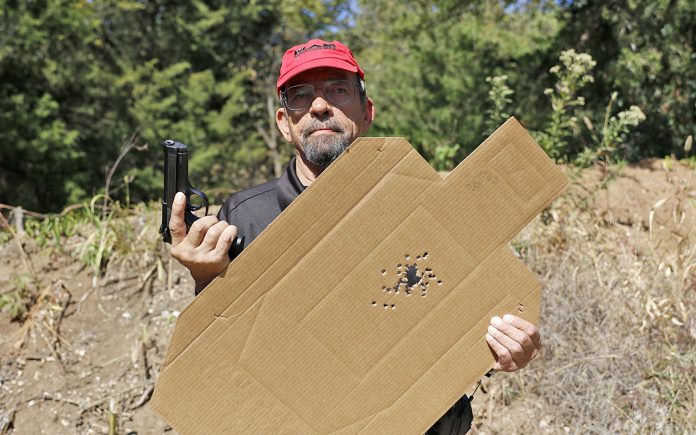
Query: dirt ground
xmin=0 ymin=158 xmax=694 ymax=434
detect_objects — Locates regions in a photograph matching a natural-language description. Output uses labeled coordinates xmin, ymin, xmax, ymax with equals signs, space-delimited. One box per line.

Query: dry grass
xmin=473 ymin=162 xmax=696 ymax=434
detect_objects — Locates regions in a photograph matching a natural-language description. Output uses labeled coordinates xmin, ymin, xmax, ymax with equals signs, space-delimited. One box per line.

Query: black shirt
xmin=216 ymin=156 xmax=306 ymax=249
xmin=216 ymin=157 xmax=473 ymax=435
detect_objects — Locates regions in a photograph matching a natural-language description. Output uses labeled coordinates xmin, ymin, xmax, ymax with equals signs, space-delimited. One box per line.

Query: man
xmin=168 ymin=39 xmax=541 ymax=434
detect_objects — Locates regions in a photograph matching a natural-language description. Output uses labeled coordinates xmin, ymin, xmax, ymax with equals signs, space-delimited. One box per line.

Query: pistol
xmin=159 ymin=139 xmax=244 ymax=259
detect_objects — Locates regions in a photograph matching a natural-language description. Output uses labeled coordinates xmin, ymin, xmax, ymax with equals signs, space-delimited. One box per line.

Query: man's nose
xmin=309 ymin=94 xmax=333 ymax=117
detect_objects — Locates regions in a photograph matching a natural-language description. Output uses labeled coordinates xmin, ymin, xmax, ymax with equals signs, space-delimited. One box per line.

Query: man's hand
xmin=486 ymin=314 xmax=541 ymax=372
xmin=169 ymin=192 xmax=238 ymax=289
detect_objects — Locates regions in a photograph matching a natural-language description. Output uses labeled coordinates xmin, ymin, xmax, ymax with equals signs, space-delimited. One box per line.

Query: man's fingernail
xmin=491 ymin=316 xmax=502 ymax=326
xmin=503 ymin=314 xmax=514 ymax=322
xmin=175 ymin=192 xmax=185 ymax=204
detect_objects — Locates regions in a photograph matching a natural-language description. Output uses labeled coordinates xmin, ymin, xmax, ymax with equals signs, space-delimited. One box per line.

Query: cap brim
xmin=277 ymin=58 xmax=359 ymax=91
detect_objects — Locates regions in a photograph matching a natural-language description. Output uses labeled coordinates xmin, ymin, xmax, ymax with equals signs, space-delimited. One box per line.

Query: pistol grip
xmin=228 ymin=236 xmax=245 ymax=261
xmin=184 ymin=209 xmax=199 ymax=229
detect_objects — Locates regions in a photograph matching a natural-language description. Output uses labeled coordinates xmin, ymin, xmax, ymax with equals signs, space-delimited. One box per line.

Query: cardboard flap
xmin=152 ymin=118 xmax=569 ymax=434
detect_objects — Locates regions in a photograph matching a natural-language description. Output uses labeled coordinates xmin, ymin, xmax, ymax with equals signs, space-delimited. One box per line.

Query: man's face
xmin=276 ymin=67 xmax=374 ymax=170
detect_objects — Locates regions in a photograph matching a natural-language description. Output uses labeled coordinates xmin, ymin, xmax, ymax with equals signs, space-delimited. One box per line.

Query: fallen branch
xmin=79 ymin=382 xmax=152 ymax=415
xmin=0 ymin=203 xmax=106 ymax=220
xmin=54 ymin=282 xmax=73 ymax=353
xmin=29 ymin=392 xmax=81 ymax=408
xmin=129 ymin=385 xmax=154 ymax=410
xmin=100 ymin=273 xmax=139 ymax=289
xmin=129 ymin=264 xmax=157 ymax=299
xmin=76 ymin=286 xmax=97 ymax=314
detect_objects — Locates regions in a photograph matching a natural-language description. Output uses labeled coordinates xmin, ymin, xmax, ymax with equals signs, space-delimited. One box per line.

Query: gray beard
xmin=301 ymin=121 xmax=352 ymax=169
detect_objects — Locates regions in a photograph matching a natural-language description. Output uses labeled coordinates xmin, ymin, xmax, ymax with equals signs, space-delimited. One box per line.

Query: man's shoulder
xmin=221 ymin=178 xmax=280 ymax=213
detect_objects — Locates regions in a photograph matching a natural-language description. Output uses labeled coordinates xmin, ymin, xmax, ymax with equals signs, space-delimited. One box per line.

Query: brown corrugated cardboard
xmin=151 ymin=118 xmax=569 ymax=434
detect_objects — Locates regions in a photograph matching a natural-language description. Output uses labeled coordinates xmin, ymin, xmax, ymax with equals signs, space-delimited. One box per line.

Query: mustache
xmin=301 ymin=120 xmax=345 ymax=139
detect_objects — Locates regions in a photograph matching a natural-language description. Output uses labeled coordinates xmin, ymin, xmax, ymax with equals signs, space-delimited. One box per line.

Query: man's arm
xmin=169 ymin=191 xmax=239 ymax=290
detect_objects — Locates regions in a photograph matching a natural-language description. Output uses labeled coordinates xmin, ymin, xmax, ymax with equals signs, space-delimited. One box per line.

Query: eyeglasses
xmin=281 ymin=79 xmax=358 ymax=111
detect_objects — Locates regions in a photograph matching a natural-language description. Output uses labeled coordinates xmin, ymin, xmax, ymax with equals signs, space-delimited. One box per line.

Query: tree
xmin=346 ymin=0 xmax=562 ymax=168
xmin=552 ymin=0 xmax=695 ymax=157
xmin=0 ymin=0 xmax=126 ymax=211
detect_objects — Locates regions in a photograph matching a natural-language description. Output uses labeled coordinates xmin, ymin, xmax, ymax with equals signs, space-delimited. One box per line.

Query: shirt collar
xmin=277 ymin=156 xmax=306 ymax=210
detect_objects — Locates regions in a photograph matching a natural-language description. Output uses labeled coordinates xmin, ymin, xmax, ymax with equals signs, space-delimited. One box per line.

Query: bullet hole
xmin=381 ymin=269 xmax=386 ymax=275
xmin=405 ymin=254 xmax=410 ymax=260
xmin=405 ymin=264 xmax=420 ymax=287
xmin=391 ymin=304 xmax=396 ymax=310
xmin=383 ymin=304 xmax=389 ymax=310
xmin=517 ymin=303 xmax=525 ymax=313
xmin=372 ymin=301 xmax=377 ymax=306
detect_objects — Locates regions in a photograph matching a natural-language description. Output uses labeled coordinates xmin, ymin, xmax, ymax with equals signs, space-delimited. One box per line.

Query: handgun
xmin=159 ymin=139 xmax=244 ymax=259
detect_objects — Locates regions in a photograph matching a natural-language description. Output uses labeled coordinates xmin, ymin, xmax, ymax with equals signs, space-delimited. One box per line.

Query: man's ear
xmin=276 ymin=107 xmax=293 ymax=142
xmin=363 ymin=97 xmax=375 ymax=131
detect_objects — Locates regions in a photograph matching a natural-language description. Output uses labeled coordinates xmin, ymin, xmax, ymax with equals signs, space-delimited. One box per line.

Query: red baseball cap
xmin=276 ymin=39 xmax=365 ymax=94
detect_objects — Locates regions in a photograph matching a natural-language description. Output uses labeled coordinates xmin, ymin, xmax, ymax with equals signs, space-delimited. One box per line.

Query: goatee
xmin=301 ymin=120 xmax=352 ymax=169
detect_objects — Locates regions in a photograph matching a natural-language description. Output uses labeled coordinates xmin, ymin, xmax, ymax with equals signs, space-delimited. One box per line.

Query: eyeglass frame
xmin=280 ymin=75 xmax=367 ymax=112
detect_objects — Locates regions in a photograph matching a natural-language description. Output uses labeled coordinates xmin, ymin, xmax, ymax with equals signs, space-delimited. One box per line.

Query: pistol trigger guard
xmin=188 ymin=186 xmax=209 ymax=215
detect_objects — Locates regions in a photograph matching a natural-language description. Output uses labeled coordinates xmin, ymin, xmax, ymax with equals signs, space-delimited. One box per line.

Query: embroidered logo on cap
xmin=294 ymin=43 xmax=337 ymax=58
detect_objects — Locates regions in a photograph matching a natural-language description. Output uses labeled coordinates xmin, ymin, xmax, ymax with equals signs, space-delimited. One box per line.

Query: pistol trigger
xmin=188 ymin=186 xmax=209 ymax=215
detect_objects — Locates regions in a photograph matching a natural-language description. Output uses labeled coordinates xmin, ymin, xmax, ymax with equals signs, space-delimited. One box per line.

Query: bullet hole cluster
xmin=372 ymin=251 xmax=443 ymax=310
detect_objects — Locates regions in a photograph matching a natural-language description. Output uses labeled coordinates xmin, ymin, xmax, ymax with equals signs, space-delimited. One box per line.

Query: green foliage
xmin=0 ymin=275 xmax=32 ymax=320
xmin=575 ymin=94 xmax=646 ymax=167
xmin=1 ymin=0 xmax=349 ymax=212
xmin=432 ymin=144 xmax=461 ymax=172
xmin=538 ymin=49 xmax=596 ymax=160
xmin=69 ymin=194 xmax=160 ymax=280
xmin=0 ymin=0 xmax=127 ymax=211
xmin=0 ymin=0 xmax=693 ymax=211
xmin=553 ymin=0 xmax=695 ymax=157
xmin=0 ymin=291 xmax=27 ymax=320
xmin=484 ymin=75 xmax=514 ymax=135
xmin=24 ymin=211 xmax=83 ymax=253
xmin=347 ymin=0 xmax=562 ymax=166
xmin=77 ymin=196 xmax=117 ymax=277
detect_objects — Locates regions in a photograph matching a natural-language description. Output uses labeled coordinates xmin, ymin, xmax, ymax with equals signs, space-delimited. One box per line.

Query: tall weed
xmin=538 ymin=49 xmax=596 ymax=160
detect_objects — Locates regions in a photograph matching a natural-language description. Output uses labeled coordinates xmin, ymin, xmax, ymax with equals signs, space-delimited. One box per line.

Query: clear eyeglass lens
xmin=285 ymin=80 xmax=356 ymax=111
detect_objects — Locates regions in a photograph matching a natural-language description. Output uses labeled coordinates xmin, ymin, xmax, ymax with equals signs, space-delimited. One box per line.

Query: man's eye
xmin=291 ymin=91 xmax=310 ymax=102
xmin=328 ymin=85 xmax=349 ymax=95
